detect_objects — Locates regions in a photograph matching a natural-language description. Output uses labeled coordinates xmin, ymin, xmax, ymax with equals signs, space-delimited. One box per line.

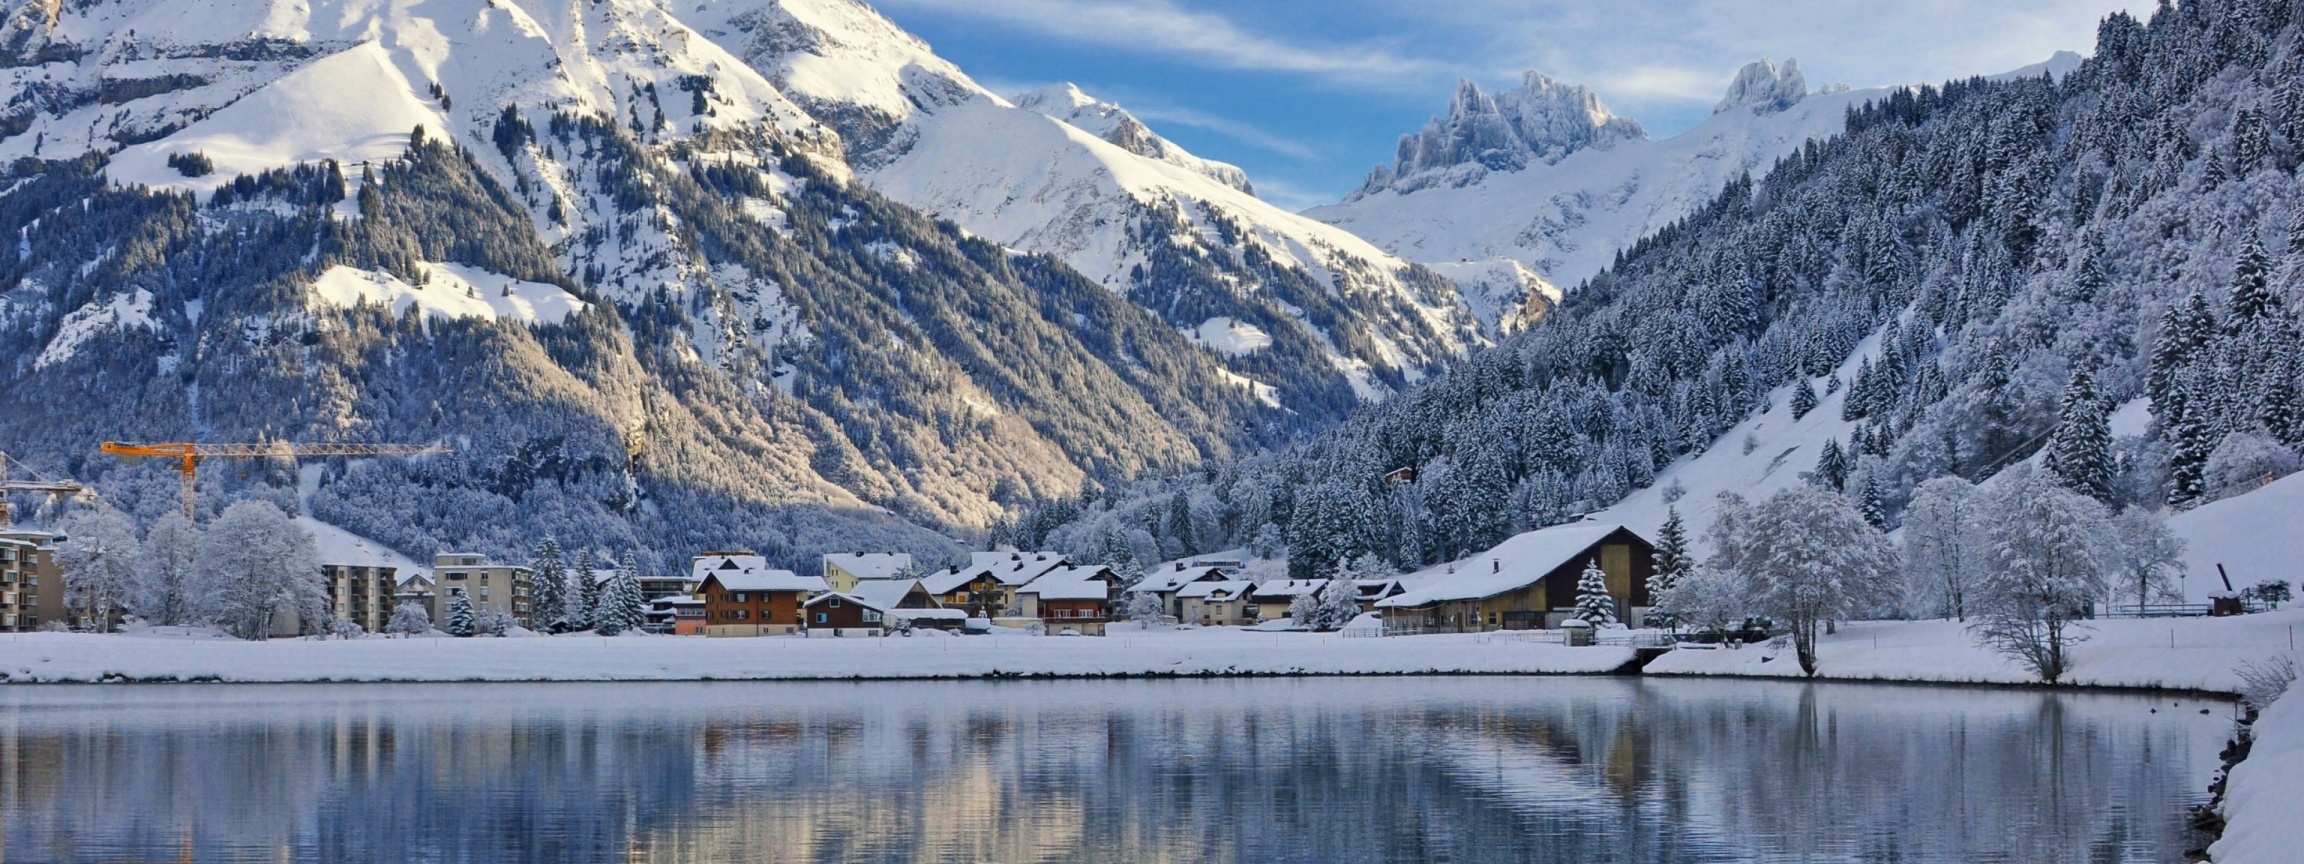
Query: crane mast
xmin=99 ymin=441 xmax=452 ymax=518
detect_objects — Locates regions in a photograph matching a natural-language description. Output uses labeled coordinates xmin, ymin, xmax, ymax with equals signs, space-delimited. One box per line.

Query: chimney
xmin=1174 ymin=562 xmax=1184 ymax=571
xmin=1492 ymin=559 xmax=1500 ymax=574
xmin=949 ymin=564 xmax=959 ymax=573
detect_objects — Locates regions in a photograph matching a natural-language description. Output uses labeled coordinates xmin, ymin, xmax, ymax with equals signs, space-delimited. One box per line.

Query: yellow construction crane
xmin=0 ymin=451 xmax=88 ymax=528
xmin=100 ymin=441 xmax=453 ymax=518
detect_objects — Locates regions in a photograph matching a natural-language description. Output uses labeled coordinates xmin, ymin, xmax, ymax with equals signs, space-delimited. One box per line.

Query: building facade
xmin=821 ymin=553 xmax=913 ymax=593
xmin=694 ymin=553 xmax=828 ymax=637
xmin=430 ymin=553 xmax=536 ymax=627
xmin=322 ymin=563 xmax=401 ymax=634
xmin=1379 ymin=523 xmax=1656 ymax=634
xmin=0 ymin=532 xmax=59 ymax=632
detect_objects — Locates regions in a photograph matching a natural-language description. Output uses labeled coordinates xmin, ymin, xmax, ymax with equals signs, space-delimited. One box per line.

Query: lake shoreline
xmin=1 ymin=610 xmax=2291 ymax=696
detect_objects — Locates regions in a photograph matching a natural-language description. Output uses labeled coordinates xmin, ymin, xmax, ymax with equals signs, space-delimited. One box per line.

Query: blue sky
xmin=870 ymin=0 xmax=2143 ymax=210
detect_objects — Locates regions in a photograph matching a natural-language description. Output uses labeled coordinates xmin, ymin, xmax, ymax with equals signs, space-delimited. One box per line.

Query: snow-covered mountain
xmin=1309 ymin=59 xmax=1882 ymax=307
xmin=677 ymin=0 xmax=1482 ymax=405
xmin=1 ymin=0 xmax=1419 ymax=569
xmin=1312 ymin=53 xmax=2087 ymax=321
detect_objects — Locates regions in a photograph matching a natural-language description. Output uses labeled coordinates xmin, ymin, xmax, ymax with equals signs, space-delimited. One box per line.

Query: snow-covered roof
xmin=802 ymin=591 xmax=877 ymax=610
xmin=703 ymin=568 xmax=828 ymax=594
xmin=1379 ymin=521 xmax=1630 ymax=608
xmin=692 ymin=553 xmax=770 ymax=582
xmin=1130 ymin=565 xmax=1230 ymax=594
xmin=919 ymin=567 xmax=981 ymax=595
xmin=298 ymin=517 xmax=429 ymax=581
xmin=1354 ymin=579 xmax=1405 ymax=601
xmin=1251 ymin=579 xmax=1328 ymax=601
xmin=823 ymin=552 xmax=913 ymax=580
xmin=849 ymin=578 xmax=933 ymax=611
xmin=1176 ymin=580 xmax=1254 ymax=600
xmin=1019 ymin=567 xmax=1114 ymax=601
xmin=952 ymin=551 xmax=1069 ymax=586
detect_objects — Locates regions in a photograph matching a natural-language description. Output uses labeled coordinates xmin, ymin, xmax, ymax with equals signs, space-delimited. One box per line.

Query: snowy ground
xmin=2215 ymin=683 xmax=2304 ymax=863
xmin=0 ymin=626 xmax=1633 ymax=684
xmin=1647 ymin=608 xmax=2304 ymax=693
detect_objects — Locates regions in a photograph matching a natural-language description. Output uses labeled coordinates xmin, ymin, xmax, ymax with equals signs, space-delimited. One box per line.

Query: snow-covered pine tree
xmin=1842 ymin=357 xmax=1875 ymax=421
xmin=2044 ymin=371 xmax=2114 ymax=503
xmin=1646 ymin=506 xmax=1691 ymax=629
xmin=1573 ymin=561 xmax=1617 ymax=626
xmin=387 ymin=601 xmax=432 ymax=636
xmin=569 ymin=549 xmax=600 ymax=631
xmin=2168 ymin=391 xmax=2219 ymax=508
xmin=1790 ymin=378 xmax=1818 ymax=420
xmin=2149 ymin=292 xmax=2216 ymax=409
xmin=445 ymin=592 xmax=476 ymax=637
xmin=595 ymin=554 xmax=648 ymax=636
xmin=1857 ymin=471 xmax=1888 ymax=529
xmin=529 ymin=538 xmax=567 ymax=634
xmin=1812 ymin=438 xmax=1850 ymax=491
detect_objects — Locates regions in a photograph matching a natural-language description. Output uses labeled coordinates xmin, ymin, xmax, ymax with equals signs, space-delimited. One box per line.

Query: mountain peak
xmin=1364 ymin=71 xmax=1643 ymax=197
xmin=1010 ymin=82 xmax=1255 ymax=194
xmin=1715 ymin=58 xmax=1808 ymax=115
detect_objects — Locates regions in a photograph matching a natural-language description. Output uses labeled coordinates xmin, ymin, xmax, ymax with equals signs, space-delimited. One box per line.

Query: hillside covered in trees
xmin=1016 ymin=0 xmax=2304 ymax=581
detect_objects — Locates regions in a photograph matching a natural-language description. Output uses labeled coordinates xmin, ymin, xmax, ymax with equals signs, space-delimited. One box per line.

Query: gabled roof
xmin=692 ymin=552 xmax=769 ymax=581
xmin=1176 ymin=579 xmax=1254 ymax=600
xmin=919 ymin=566 xmax=982 ymax=595
xmin=970 ymin=551 xmax=1069 ymax=586
xmin=1378 ymin=521 xmax=1634 ymax=608
xmin=850 ymin=578 xmax=937 ymax=611
xmin=1250 ymin=579 xmax=1328 ymax=601
xmin=823 ymin=552 xmax=913 ymax=580
xmin=702 ymin=568 xmax=828 ymax=593
xmin=1129 ymin=565 xmax=1230 ymax=594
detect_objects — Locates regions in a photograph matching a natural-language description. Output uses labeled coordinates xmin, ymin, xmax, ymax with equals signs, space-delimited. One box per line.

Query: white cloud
xmin=1126 ymin=104 xmax=1322 ymax=161
xmin=874 ymin=0 xmax=1441 ymax=85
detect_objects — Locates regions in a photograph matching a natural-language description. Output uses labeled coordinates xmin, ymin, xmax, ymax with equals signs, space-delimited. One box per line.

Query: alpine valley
xmin=0 ymin=0 xmax=1481 ymax=570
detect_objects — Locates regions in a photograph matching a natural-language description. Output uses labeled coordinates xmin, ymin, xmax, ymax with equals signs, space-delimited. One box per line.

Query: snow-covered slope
xmin=1012 ymin=83 xmax=1254 ymax=194
xmin=676 ymin=0 xmax=1481 ymax=401
xmin=1309 ymin=60 xmax=1882 ymax=297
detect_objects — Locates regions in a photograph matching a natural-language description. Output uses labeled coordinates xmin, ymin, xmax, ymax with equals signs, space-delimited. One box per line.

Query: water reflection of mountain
xmin=0 ymin=679 xmax=2228 ymax=862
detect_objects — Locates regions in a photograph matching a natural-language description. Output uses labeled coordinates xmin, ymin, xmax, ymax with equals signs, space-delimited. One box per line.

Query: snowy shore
xmin=2213 ymin=686 xmax=2304 ymax=863
xmin=1647 ymin=608 xmax=2303 ymax=694
xmin=0 ymin=628 xmax=1635 ymax=684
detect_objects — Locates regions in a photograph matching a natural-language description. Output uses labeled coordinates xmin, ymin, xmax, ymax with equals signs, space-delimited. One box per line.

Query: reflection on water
xmin=0 ymin=678 xmax=2230 ymax=863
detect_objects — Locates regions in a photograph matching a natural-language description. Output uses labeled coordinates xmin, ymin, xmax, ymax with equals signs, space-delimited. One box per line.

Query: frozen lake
xmin=0 ymin=678 xmax=2234 ymax=862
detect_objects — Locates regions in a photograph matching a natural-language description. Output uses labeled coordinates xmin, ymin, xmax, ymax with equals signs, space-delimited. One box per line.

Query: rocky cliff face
xmin=1357 ymin=72 xmax=1646 ymax=198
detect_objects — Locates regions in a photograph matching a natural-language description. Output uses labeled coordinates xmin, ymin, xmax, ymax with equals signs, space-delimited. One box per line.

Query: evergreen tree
xmin=2229 ymin=238 xmax=2278 ymax=326
xmin=529 ymin=538 xmax=567 ymax=634
xmin=1857 ymin=471 xmax=1889 ymax=529
xmin=2169 ymin=395 xmax=2217 ymax=508
xmin=1812 ymin=438 xmax=1850 ymax=491
xmin=569 ymin=549 xmax=600 ymax=631
xmin=1790 ymin=378 xmax=1819 ymax=420
xmin=594 ymin=554 xmax=648 ymax=636
xmin=445 ymin=591 xmax=476 ymax=637
xmin=1646 ymin=506 xmax=1692 ymax=629
xmin=1573 ymin=561 xmax=1618 ymax=626
xmin=2150 ymin=292 xmax=2216 ymax=408
xmin=2044 ymin=371 xmax=2115 ymax=502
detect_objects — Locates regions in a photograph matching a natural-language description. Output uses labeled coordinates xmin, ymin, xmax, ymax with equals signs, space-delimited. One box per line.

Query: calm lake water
xmin=0 ymin=678 xmax=2234 ymax=863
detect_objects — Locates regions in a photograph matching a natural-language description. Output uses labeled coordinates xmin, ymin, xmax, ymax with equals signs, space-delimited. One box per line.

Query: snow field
xmin=0 ymin=627 xmax=1634 ymax=684
xmin=2214 ymin=681 xmax=2304 ymax=863
xmin=308 ymin=262 xmax=588 ymax=325
xmin=1647 ymin=608 xmax=2304 ymax=693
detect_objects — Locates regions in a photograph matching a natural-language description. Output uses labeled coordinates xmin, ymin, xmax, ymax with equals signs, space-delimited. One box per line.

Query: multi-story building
xmin=0 ymin=530 xmax=61 ymax=632
xmin=430 ymin=553 xmax=535 ymax=627
xmin=321 ymin=563 xmax=403 ymax=634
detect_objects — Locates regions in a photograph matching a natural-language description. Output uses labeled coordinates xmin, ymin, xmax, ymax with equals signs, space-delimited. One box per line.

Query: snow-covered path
xmin=1647 ymin=608 xmax=2303 ymax=693
xmin=0 ymin=628 xmax=1633 ymax=684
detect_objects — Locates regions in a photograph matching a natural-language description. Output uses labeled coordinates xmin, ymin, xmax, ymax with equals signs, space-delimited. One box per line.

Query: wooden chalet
xmin=1377 ymin=522 xmax=1656 ymax=634
xmin=692 ymin=552 xmax=828 ymax=637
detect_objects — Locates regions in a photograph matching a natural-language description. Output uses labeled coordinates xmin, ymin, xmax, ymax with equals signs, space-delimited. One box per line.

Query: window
xmin=815 ymin=613 xmax=827 ymax=624
xmin=732 ymin=592 xmax=748 ymax=602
